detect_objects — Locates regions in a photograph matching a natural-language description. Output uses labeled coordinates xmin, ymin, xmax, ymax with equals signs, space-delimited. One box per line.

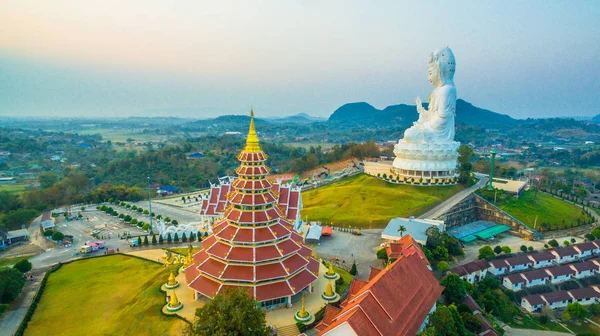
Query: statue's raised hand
xmin=416 ymin=97 xmax=425 ymax=114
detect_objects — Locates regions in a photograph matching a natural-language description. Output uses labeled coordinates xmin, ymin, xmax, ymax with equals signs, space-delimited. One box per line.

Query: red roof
xmin=188 ymin=275 xmax=221 ymax=299
xmin=255 ymin=281 xmax=293 ymax=301
xmin=385 ymin=235 xmax=428 ymax=264
xmin=288 ymin=269 xmax=318 ymax=293
xmin=255 ymin=262 xmax=287 ymax=281
xmin=317 ymin=253 xmax=443 ymax=336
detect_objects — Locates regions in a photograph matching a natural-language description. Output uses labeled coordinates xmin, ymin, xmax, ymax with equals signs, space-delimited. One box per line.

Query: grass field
xmin=333 ymin=265 xmax=353 ymax=293
xmin=0 ymin=184 xmax=27 ymax=194
xmin=26 ymin=254 xmax=187 ymax=336
xmin=0 ymin=255 xmax=31 ymax=268
xmin=301 ymin=174 xmax=464 ymax=228
xmin=477 ymin=189 xmax=592 ymax=230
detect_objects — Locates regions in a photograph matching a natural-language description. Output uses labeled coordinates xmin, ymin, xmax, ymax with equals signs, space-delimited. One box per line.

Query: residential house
xmin=541 ymin=291 xmax=571 ymax=309
xmin=546 ymin=265 xmax=575 ymax=283
xmin=488 ymin=259 xmax=509 ymax=276
xmin=519 ymin=269 xmax=551 ymax=288
xmin=568 ymin=287 xmax=600 ymax=306
xmin=528 ymin=251 xmax=556 ymax=268
xmin=504 ymin=256 xmax=533 ymax=272
xmin=572 ymin=242 xmax=599 ymax=259
xmin=521 ymin=294 xmax=546 ymax=312
xmin=503 ymin=273 xmax=526 ymax=291
xmin=40 ymin=211 xmax=55 ymax=231
xmin=449 ymin=259 xmax=490 ymax=284
xmin=551 ymin=246 xmax=579 ymax=264
xmin=314 ymin=253 xmax=443 ymax=336
xmin=385 ymin=234 xmax=429 ymax=265
xmin=569 ymin=262 xmax=597 ymax=279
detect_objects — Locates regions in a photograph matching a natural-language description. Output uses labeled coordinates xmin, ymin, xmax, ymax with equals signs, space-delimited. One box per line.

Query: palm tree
xmin=397 ymin=225 xmax=407 ymax=237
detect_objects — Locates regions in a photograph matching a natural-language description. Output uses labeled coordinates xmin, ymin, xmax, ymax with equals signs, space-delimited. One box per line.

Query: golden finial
xmin=325 ymin=280 xmax=334 ymax=297
xmin=298 ymin=293 xmax=308 ymax=318
xmin=167 ymin=271 xmax=178 ymax=286
xmin=386 ymin=259 xmax=392 ymax=270
xmin=169 ymin=290 xmax=180 ymax=307
xmin=327 ymin=263 xmax=335 ymax=276
xmin=244 ymin=109 xmax=262 ymax=152
xmin=311 ymin=248 xmax=317 ymax=259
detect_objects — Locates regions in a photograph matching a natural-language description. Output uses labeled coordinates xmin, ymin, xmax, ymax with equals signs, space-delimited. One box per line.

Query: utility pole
xmin=148 ymin=176 xmax=153 ymax=234
xmin=487 ymin=148 xmax=498 ymax=190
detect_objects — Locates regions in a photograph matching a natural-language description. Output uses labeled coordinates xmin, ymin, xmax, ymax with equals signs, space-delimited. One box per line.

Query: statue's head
xmin=428 ymin=47 xmax=456 ymax=86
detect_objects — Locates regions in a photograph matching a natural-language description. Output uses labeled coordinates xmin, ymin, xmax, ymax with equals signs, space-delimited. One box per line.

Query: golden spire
xmin=386 ymin=259 xmax=392 ymax=270
xmin=311 ymin=248 xmax=317 ymax=259
xmin=244 ymin=109 xmax=262 ymax=152
xmin=167 ymin=271 xmax=178 ymax=286
xmin=169 ymin=290 xmax=180 ymax=307
xmin=327 ymin=263 xmax=335 ymax=276
xmin=298 ymin=293 xmax=308 ymax=318
xmin=325 ymin=280 xmax=334 ymax=297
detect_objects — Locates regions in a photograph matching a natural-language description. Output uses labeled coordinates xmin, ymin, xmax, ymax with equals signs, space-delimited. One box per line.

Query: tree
xmin=159 ymin=235 xmax=164 ymax=244
xmin=124 ymin=215 xmax=132 ymax=222
xmin=137 ymin=237 xmax=142 ymax=246
xmin=189 ymin=232 xmax=195 ymax=242
xmin=156 ymin=214 xmax=162 ymax=220
xmin=501 ymin=246 xmax=511 ymax=254
xmin=0 ymin=268 xmax=26 ymax=303
xmin=563 ymin=240 xmax=570 ymax=246
xmin=142 ymin=223 xmax=150 ymax=231
xmin=589 ymin=303 xmax=600 ymax=316
xmin=51 ymin=231 xmax=64 ymax=241
xmin=571 ymin=238 xmax=576 ymax=244
xmin=350 ymin=262 xmax=357 ymax=276
xmin=143 ymin=210 xmax=149 ymax=215
xmin=548 ymin=239 xmax=559 ymax=248
xmin=43 ymin=230 xmax=54 ymax=237
xmin=182 ymin=232 xmax=187 ymax=242
xmin=528 ymin=246 xmax=534 ymax=251
xmin=143 ymin=236 xmax=149 ymax=245
xmin=478 ymin=246 xmax=495 ymax=260
xmin=13 ymin=259 xmax=32 ymax=273
xmin=461 ymin=312 xmax=482 ymax=333
xmin=376 ymin=248 xmax=388 ymax=261
xmin=172 ymin=220 xmax=178 ymax=225
xmin=192 ymin=288 xmax=270 ymax=336
xmin=174 ymin=233 xmax=179 ymax=242
xmin=585 ymin=233 xmax=596 ymax=241
xmin=118 ymin=213 xmax=125 ymax=219
xmin=164 ymin=217 xmax=171 ymax=223
xmin=151 ymin=235 xmax=157 ymax=245
xmin=520 ymin=245 xmax=527 ymax=253
xmin=441 ymin=274 xmax=466 ymax=304
xmin=457 ymin=145 xmax=474 ymax=184
xmin=425 ymin=227 xmax=443 ymax=249
xmin=397 ymin=225 xmax=407 ymax=237
xmin=564 ymin=302 xmax=589 ymax=321
xmin=131 ymin=218 xmax=138 ymax=225
xmin=167 ymin=233 xmax=172 ymax=243
xmin=493 ymin=245 xmax=503 ymax=255
xmin=437 ymin=261 xmax=450 ymax=273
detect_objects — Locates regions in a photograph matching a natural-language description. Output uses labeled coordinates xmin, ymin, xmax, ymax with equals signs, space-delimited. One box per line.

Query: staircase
xmin=277 ymin=324 xmax=301 ymax=336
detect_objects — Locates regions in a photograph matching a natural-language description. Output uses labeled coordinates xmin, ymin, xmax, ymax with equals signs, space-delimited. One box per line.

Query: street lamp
xmin=147 ymin=176 xmax=153 ymax=234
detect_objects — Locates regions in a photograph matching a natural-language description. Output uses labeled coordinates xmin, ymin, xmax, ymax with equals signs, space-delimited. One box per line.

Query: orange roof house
xmin=315 ymin=253 xmax=443 ymax=336
xmin=185 ymin=111 xmax=318 ymax=309
xmin=385 ymin=234 xmax=429 ymax=264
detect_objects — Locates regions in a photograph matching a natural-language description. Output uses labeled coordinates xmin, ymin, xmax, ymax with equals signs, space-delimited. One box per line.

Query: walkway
xmin=419 ymin=173 xmax=488 ymax=220
xmin=0 ymin=269 xmax=46 ymax=336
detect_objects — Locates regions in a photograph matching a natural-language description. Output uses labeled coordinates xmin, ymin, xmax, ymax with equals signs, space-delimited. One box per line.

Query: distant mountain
xmin=265 ymin=113 xmax=327 ymax=124
xmin=593 ymin=114 xmax=600 ymax=123
xmin=327 ymin=99 xmax=517 ymax=129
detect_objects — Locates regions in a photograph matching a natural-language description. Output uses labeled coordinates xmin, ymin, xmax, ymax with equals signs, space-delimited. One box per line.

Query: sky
xmin=1 ymin=1 xmax=599 ymax=119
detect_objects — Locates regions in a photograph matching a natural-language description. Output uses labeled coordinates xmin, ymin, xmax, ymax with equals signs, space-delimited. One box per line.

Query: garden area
xmin=301 ymin=174 xmax=464 ymax=228
xmin=476 ymin=188 xmax=594 ymax=230
xmin=24 ymin=254 xmax=188 ymax=336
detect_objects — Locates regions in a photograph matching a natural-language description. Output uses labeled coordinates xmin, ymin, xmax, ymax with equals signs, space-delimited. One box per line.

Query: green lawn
xmin=0 ymin=255 xmax=31 ymax=268
xmin=477 ymin=189 xmax=592 ymax=230
xmin=26 ymin=254 xmax=187 ymax=336
xmin=333 ymin=266 xmax=354 ymax=294
xmin=0 ymin=184 xmax=27 ymax=194
xmin=301 ymin=174 xmax=464 ymax=228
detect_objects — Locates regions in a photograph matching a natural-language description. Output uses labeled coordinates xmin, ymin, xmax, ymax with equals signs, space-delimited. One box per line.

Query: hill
xmin=300 ymin=174 xmax=464 ymax=228
xmin=327 ymin=99 xmax=517 ymax=129
xmin=593 ymin=114 xmax=600 ymax=123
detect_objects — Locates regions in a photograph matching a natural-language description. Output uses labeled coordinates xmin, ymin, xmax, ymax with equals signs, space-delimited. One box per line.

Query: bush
xmin=118 ymin=213 xmax=125 ymax=219
xmin=159 ymin=235 xmax=164 ymax=244
xmin=131 ymin=218 xmax=138 ymax=225
xmin=350 ymin=262 xmax=357 ymax=276
xmin=152 ymin=235 xmax=157 ymax=245
xmin=494 ymin=246 xmax=502 ymax=254
xmin=131 ymin=205 xmax=137 ymax=210
xmin=437 ymin=261 xmax=450 ymax=273
xmin=563 ymin=240 xmax=570 ymax=246
xmin=137 ymin=237 xmax=142 ymax=247
xmin=13 ymin=259 xmax=32 ymax=273
xmin=51 ymin=231 xmax=64 ymax=241
xmin=520 ymin=245 xmax=527 ymax=253
xmin=548 ymin=239 xmax=559 ymax=248
xmin=172 ymin=220 xmax=178 ymax=225
xmin=501 ymin=246 xmax=511 ymax=254
xmin=0 ymin=303 xmax=8 ymax=317
xmin=43 ymin=230 xmax=54 ymax=237
xmin=174 ymin=233 xmax=179 ymax=242
xmin=376 ymin=248 xmax=388 ymax=261
xmin=182 ymin=233 xmax=187 ymax=243
xmin=142 ymin=223 xmax=150 ymax=231
xmin=478 ymin=246 xmax=495 ymax=260
xmin=143 ymin=236 xmax=149 ymax=245
xmin=125 ymin=204 xmax=131 ymax=209
xmin=143 ymin=210 xmax=149 ymax=215
xmin=585 ymin=233 xmax=596 ymax=241
xmin=528 ymin=246 xmax=534 ymax=251
xmin=167 ymin=233 xmax=172 ymax=243
xmin=124 ymin=215 xmax=132 ymax=222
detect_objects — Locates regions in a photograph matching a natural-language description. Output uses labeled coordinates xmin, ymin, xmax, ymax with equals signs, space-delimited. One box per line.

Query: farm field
xmin=0 ymin=184 xmax=27 ymax=194
xmin=477 ymin=189 xmax=592 ymax=230
xmin=301 ymin=174 xmax=464 ymax=228
xmin=25 ymin=254 xmax=188 ymax=336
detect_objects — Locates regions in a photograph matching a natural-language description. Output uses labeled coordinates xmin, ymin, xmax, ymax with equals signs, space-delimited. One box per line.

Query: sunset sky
xmin=1 ymin=1 xmax=599 ymax=118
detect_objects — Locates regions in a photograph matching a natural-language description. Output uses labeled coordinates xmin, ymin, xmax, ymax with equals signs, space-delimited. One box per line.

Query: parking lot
xmin=313 ymin=228 xmax=384 ymax=280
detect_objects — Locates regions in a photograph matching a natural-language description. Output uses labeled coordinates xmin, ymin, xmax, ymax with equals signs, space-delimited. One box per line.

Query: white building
xmin=381 ymin=216 xmax=445 ymax=245
xmin=546 ymin=265 xmax=575 ymax=283
xmin=551 ymin=246 xmax=579 ymax=264
xmin=528 ymin=251 xmax=556 ymax=269
xmin=488 ymin=259 xmax=509 ymax=276
xmin=505 ymin=256 xmax=533 ymax=272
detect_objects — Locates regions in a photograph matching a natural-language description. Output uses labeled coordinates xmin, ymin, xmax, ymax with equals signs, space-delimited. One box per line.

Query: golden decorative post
xmin=322 ymin=280 xmax=337 ymax=301
xmin=299 ymin=293 xmax=308 ymax=318
xmin=325 ymin=262 xmax=338 ymax=279
xmin=165 ymin=271 xmax=180 ymax=289
xmin=295 ymin=292 xmax=312 ymax=322
xmin=166 ymin=289 xmax=183 ymax=312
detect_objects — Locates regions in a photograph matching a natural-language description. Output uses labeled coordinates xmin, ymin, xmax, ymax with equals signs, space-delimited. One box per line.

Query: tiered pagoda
xmin=185 ymin=110 xmax=319 ymax=309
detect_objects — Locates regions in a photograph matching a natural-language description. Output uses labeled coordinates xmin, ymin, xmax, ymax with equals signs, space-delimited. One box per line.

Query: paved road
xmin=418 ymin=173 xmax=488 ymax=220
xmin=504 ymin=325 xmax=573 ymax=336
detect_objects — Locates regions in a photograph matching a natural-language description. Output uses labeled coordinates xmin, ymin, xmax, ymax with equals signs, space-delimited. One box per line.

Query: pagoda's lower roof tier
xmin=228 ymin=192 xmax=276 ymax=206
xmin=186 ymin=266 xmax=318 ymax=302
xmin=213 ymin=221 xmax=297 ymax=244
xmin=224 ymin=208 xmax=291 ymax=225
xmin=235 ymin=165 xmax=270 ymax=176
xmin=198 ymin=232 xmax=308 ymax=262
xmin=237 ymin=151 xmax=268 ymax=162
xmin=232 ymin=178 xmax=272 ymax=190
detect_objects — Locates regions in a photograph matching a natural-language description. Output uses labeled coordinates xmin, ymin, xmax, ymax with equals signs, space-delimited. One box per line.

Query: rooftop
xmin=382 ymin=217 xmax=444 ymax=244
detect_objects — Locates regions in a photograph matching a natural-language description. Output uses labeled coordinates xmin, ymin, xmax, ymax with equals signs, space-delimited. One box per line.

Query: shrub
xmin=172 ymin=220 xmax=178 ymax=225
xmin=142 ymin=223 xmax=150 ymax=231
xmin=131 ymin=218 xmax=138 ymax=225
xmin=131 ymin=205 xmax=137 ymax=210
xmin=296 ymin=322 xmax=306 ymax=333
xmin=563 ymin=240 xmax=570 ymax=246
xmin=118 ymin=213 xmax=125 ymax=219
xmin=13 ymin=259 xmax=32 ymax=273
xmin=494 ymin=246 xmax=503 ymax=254
xmin=548 ymin=239 xmax=559 ymax=248
xmin=478 ymin=246 xmax=495 ymax=260
xmin=585 ymin=233 xmax=596 ymax=241
xmin=174 ymin=233 xmax=179 ymax=242
xmin=376 ymin=248 xmax=388 ymax=261
xmin=182 ymin=233 xmax=187 ymax=243
xmin=350 ymin=262 xmax=357 ymax=276
xmin=437 ymin=261 xmax=450 ymax=273
xmin=125 ymin=204 xmax=131 ymax=209
xmin=51 ymin=231 xmax=64 ymax=241
xmin=164 ymin=217 xmax=171 ymax=223
xmin=571 ymin=238 xmax=576 ymax=244
xmin=501 ymin=246 xmax=511 ymax=254
xmin=520 ymin=245 xmax=527 ymax=253
xmin=137 ymin=208 xmax=143 ymax=213
xmin=43 ymin=230 xmax=54 ymax=237
xmin=143 ymin=210 xmax=149 ymax=215
xmin=143 ymin=236 xmax=149 ymax=245
xmin=124 ymin=215 xmax=132 ymax=222
xmin=152 ymin=235 xmax=157 ymax=245
xmin=167 ymin=233 xmax=172 ymax=243
xmin=156 ymin=214 xmax=162 ymax=220
xmin=159 ymin=235 xmax=164 ymax=244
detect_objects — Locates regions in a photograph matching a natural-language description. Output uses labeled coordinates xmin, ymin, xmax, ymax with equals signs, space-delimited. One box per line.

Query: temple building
xmin=315 ymin=245 xmax=442 ymax=335
xmin=185 ymin=111 xmax=319 ymax=310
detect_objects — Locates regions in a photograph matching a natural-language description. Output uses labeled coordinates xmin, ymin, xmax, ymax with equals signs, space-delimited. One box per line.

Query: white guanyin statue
xmin=392 ymin=47 xmax=460 ymax=184
xmin=404 ymin=47 xmax=456 ymax=143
